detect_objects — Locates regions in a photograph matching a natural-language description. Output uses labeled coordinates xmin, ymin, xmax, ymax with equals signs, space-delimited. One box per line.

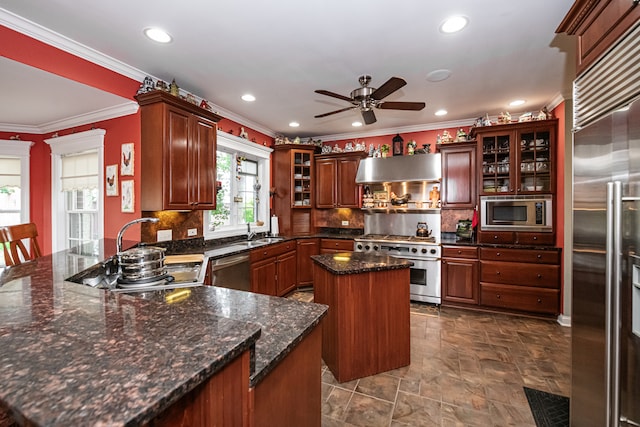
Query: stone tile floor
xmin=289 ymin=290 xmax=571 ymax=427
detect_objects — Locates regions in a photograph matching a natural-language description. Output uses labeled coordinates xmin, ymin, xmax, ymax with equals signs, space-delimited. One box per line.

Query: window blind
xmin=0 ymin=157 xmax=21 ymax=188
xmin=61 ymin=151 xmax=98 ymax=191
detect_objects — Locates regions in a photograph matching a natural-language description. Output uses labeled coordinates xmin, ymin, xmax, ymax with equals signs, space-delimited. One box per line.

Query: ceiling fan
xmin=314 ymin=75 xmax=426 ymax=125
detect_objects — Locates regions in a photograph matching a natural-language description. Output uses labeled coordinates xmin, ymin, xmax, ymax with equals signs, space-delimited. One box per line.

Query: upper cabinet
xmin=440 ymin=142 xmax=477 ymax=209
xmin=476 ymin=119 xmax=557 ymax=196
xmin=272 ymin=144 xmax=318 ymax=236
xmin=557 ymin=0 xmax=640 ymax=75
xmin=315 ymin=152 xmax=368 ymax=208
xmin=136 ymin=91 xmax=222 ymax=211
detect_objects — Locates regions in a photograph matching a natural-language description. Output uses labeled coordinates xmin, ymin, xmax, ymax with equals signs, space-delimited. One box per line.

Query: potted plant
xmin=380 ymin=144 xmax=390 ymax=158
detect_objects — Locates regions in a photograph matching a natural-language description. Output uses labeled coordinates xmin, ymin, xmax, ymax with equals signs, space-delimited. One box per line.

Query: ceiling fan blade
xmin=314 ymin=89 xmax=353 ymax=102
xmin=378 ymin=101 xmax=426 ymax=111
xmin=314 ymin=106 xmax=355 ymax=118
xmin=362 ymin=109 xmax=376 ymax=125
xmin=371 ymin=77 xmax=407 ymax=100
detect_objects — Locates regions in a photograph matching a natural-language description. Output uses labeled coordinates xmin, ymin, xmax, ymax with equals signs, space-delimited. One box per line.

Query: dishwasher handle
xmin=210 ymin=254 xmax=250 ymax=271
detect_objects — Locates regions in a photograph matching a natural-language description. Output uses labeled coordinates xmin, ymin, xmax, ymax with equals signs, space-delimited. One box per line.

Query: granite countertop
xmin=311 ymin=251 xmax=413 ymax=275
xmin=0 ymin=239 xmax=327 ymax=426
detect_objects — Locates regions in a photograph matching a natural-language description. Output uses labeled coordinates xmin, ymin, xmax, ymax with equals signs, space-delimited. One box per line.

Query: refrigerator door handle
xmin=606 ymin=181 xmax=623 ymax=427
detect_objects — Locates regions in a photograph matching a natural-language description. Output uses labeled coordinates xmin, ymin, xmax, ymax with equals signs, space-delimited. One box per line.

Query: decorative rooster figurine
xmin=106 ymin=175 xmax=115 ymax=187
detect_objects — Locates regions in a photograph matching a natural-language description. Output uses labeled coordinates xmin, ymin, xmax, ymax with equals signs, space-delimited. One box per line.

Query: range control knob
xmin=430 ymin=248 xmax=437 ymax=255
xmin=373 ymin=245 xmax=379 ymax=251
xmin=356 ymin=244 xmax=363 ymax=250
xmin=364 ymin=245 xmax=370 ymax=251
xmin=411 ymin=248 xmax=418 ymax=253
xmin=421 ymin=248 xmax=427 ymax=254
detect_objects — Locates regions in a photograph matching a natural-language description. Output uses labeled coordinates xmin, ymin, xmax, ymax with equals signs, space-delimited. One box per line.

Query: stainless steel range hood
xmin=355 ymin=154 xmax=441 ymax=184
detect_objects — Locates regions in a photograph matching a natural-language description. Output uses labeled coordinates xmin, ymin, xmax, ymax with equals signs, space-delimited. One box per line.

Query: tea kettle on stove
xmin=416 ymin=222 xmax=431 ymax=237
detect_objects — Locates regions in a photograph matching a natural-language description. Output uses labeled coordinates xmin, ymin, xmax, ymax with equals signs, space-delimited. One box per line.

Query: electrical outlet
xmin=157 ymin=229 xmax=172 ymax=242
xmin=341 ymin=220 xmax=349 ymax=226
xmin=187 ymin=228 xmax=197 ymax=237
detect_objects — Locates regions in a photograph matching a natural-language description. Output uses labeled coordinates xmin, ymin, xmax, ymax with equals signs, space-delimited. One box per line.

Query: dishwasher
xmin=209 ymin=253 xmax=251 ymax=292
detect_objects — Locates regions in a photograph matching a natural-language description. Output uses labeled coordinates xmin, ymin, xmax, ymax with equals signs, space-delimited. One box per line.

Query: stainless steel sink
xmin=253 ymin=237 xmax=284 ymax=244
xmin=227 ymin=237 xmax=284 ymax=249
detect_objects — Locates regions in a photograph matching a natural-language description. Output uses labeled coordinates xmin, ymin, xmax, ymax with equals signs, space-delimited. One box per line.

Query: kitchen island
xmin=0 ymin=240 xmax=327 ymax=426
xmin=311 ymin=251 xmax=412 ymax=382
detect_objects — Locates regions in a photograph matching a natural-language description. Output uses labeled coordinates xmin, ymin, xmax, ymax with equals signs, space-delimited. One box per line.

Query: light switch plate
xmin=341 ymin=220 xmax=349 ymax=226
xmin=187 ymin=228 xmax=197 ymax=237
xmin=157 ymin=229 xmax=172 ymax=242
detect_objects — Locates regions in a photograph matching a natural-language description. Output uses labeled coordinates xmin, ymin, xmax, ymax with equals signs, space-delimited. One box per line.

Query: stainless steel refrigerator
xmin=572 ymin=98 xmax=640 ymax=426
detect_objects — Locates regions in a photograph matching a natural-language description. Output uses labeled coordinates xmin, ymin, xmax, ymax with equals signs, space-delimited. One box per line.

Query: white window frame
xmin=204 ymin=131 xmax=272 ymax=240
xmin=0 ymin=139 xmax=33 ymax=225
xmin=45 ymin=129 xmax=105 ymax=253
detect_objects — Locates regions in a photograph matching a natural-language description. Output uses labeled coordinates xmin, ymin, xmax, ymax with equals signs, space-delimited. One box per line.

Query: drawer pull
xmin=496 ymin=271 xmax=501 ymax=275
xmin=533 ymin=236 xmax=538 ymax=240
xmin=496 ymin=252 xmax=501 ymax=256
xmin=537 ymin=298 xmax=542 ymax=303
xmin=494 ymin=235 xmax=499 ymax=240
xmin=537 ymin=274 xmax=542 ymax=278
xmin=496 ymin=294 xmax=501 ymax=299
xmin=457 ymin=250 xmax=462 ymax=254
xmin=537 ymin=254 xmax=542 ymax=259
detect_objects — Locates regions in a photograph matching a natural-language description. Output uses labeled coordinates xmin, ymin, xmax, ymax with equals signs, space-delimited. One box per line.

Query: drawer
xmin=250 ymin=241 xmax=296 ymax=262
xmin=443 ymin=246 xmax=478 ymax=259
xmin=480 ymin=283 xmax=559 ymax=314
xmin=480 ymin=247 xmax=560 ymax=264
xmin=480 ymin=261 xmax=559 ymax=288
xmin=320 ymin=238 xmax=354 ymax=251
xmin=515 ymin=232 xmax=555 ymax=246
xmin=478 ymin=231 xmax=515 ymax=245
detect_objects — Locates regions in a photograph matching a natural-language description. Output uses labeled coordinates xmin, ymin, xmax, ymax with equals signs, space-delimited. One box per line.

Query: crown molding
xmin=547 ymin=92 xmax=566 ymax=112
xmin=0 ymin=102 xmax=138 ymax=134
xmin=314 ymin=117 xmax=476 ymax=142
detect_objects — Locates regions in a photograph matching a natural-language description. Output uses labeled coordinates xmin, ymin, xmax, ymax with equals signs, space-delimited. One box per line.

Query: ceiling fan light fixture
xmin=241 ymin=94 xmax=256 ymax=102
xmin=435 ymin=109 xmax=448 ymax=116
xmin=440 ymin=16 xmax=468 ymax=34
xmin=509 ymin=99 xmax=526 ymax=107
xmin=143 ymin=27 xmax=172 ymax=43
xmin=289 ymin=121 xmax=300 ymax=127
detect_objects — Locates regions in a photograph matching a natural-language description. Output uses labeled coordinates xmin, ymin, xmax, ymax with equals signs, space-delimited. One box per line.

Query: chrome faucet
xmin=246 ymin=223 xmax=256 ymax=241
xmin=116 ymin=217 xmax=160 ymax=253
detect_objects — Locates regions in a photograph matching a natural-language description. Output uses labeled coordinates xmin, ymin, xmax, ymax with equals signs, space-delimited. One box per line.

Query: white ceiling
xmin=0 ymin=1 xmax=576 ymax=139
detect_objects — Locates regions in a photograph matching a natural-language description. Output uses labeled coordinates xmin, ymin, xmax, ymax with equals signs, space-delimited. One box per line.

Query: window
xmin=205 ymin=131 xmax=272 ymax=239
xmin=46 ymin=129 xmax=105 ymax=254
xmin=0 ymin=140 xmax=33 ymax=266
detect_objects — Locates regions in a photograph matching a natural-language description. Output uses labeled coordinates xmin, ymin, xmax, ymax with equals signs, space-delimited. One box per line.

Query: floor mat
xmin=524 ymin=387 xmax=569 ymax=427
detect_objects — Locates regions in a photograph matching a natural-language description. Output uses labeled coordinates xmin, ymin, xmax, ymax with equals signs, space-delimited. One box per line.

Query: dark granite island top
xmin=0 ymin=240 xmax=327 ymax=426
xmin=310 ymin=251 xmax=414 ymax=275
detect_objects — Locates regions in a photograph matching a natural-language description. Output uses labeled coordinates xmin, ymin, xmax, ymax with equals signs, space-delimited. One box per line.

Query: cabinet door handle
xmin=537 ymin=298 xmax=542 ymax=303
xmin=496 ymin=271 xmax=501 ymax=275
xmin=496 ymin=252 xmax=501 ymax=256
xmin=496 ymin=294 xmax=501 ymax=299
xmin=457 ymin=250 xmax=462 ymax=254
xmin=537 ymin=274 xmax=542 ymax=278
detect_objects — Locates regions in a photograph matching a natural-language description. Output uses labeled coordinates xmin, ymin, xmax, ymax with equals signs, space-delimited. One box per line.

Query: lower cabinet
xmin=250 ymin=241 xmax=297 ymax=297
xmin=477 ymin=230 xmax=555 ymax=246
xmin=297 ymin=238 xmax=319 ymax=287
xmin=319 ymin=238 xmax=354 ymax=254
xmin=479 ymin=247 xmax=561 ymax=315
xmin=442 ymin=246 xmax=479 ymax=305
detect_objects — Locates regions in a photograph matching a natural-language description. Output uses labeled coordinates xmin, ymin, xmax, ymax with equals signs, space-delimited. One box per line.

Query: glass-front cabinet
xmin=292 ymin=150 xmax=313 ymax=207
xmin=476 ymin=119 xmax=556 ymax=195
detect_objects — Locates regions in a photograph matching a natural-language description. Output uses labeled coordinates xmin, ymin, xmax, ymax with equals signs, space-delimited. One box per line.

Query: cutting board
xmin=164 ymin=254 xmax=204 ymax=264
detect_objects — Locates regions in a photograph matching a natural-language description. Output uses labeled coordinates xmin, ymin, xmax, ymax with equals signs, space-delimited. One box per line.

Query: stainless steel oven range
xmin=354 ymin=235 xmax=441 ymax=304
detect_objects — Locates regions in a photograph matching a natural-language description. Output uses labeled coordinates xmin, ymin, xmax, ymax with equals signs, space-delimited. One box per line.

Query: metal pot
xmin=117 ymin=246 xmax=167 ymax=283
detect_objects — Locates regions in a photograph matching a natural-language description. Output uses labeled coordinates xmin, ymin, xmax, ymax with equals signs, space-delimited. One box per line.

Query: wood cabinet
xmin=297 ymin=238 xmax=319 ymax=287
xmin=442 ymin=246 xmax=479 ymax=305
xmin=557 ymin=0 xmax=640 ymax=75
xmin=272 ymin=145 xmax=317 ymax=235
xmin=439 ymin=142 xmax=477 ymax=209
xmin=476 ymin=119 xmax=557 ymax=196
xmin=320 ymin=238 xmax=354 ymax=254
xmin=479 ymin=247 xmax=561 ymax=315
xmin=477 ymin=230 xmax=556 ymax=246
xmin=315 ymin=152 xmax=367 ymax=208
xmin=250 ymin=240 xmax=297 ymax=297
xmin=136 ymin=91 xmax=222 ymax=211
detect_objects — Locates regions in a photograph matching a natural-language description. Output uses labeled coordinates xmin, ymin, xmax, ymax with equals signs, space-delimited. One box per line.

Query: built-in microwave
xmin=480 ymin=195 xmax=553 ymax=232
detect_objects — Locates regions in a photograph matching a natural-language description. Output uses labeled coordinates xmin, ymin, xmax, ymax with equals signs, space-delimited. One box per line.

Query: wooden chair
xmin=0 ymin=227 xmax=13 ymax=266
xmin=4 ymin=223 xmax=42 ymax=265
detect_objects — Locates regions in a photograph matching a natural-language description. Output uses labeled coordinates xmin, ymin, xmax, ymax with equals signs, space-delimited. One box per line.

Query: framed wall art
xmin=121 ymin=142 xmax=134 ymax=176
xmin=121 ymin=179 xmax=134 ymax=212
xmin=105 ymin=164 xmax=118 ymax=196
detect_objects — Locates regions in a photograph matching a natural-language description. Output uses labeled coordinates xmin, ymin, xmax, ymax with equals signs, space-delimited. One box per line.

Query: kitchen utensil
xmin=416 ymin=222 xmax=431 ymax=237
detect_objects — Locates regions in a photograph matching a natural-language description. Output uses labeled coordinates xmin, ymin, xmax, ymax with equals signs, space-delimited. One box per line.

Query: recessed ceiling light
xmin=352 ymin=121 xmax=363 ymax=127
xmin=426 ymin=69 xmax=452 ymax=82
xmin=435 ymin=109 xmax=448 ymax=116
xmin=143 ymin=27 xmax=172 ymax=43
xmin=440 ymin=16 xmax=468 ymax=33
xmin=289 ymin=122 xmax=300 ymax=127
xmin=241 ymin=94 xmax=256 ymax=102
xmin=509 ymin=99 xmax=526 ymax=107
